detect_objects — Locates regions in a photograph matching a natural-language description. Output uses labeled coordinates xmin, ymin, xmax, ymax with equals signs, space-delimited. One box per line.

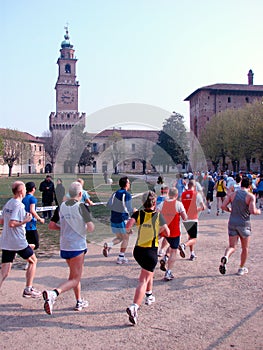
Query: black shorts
xmin=1 ymin=246 xmax=34 ymax=263
xmin=166 ymin=236 xmax=180 ymax=249
xmin=133 ymin=246 xmax=158 ymax=272
xmin=26 ymin=230 xmax=39 ymax=250
xmin=216 ymin=192 xmax=226 ymax=198
xmin=183 ymin=221 xmax=198 ymax=239
xmin=206 ymin=192 xmax=213 ymax=202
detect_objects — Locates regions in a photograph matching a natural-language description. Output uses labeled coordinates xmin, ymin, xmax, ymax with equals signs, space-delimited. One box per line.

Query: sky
xmin=1 ymin=0 xmax=263 ymax=137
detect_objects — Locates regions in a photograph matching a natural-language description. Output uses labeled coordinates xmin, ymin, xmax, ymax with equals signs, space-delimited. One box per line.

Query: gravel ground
xmin=0 ymin=208 xmax=262 ymax=350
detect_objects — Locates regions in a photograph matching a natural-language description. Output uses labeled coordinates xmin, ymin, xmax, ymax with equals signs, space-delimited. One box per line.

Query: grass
xmin=0 ymin=173 xmax=155 ymax=258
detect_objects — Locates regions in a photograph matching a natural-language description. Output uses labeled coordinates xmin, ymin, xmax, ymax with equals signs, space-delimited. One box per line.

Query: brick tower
xmin=49 ymin=26 xmax=86 ymax=135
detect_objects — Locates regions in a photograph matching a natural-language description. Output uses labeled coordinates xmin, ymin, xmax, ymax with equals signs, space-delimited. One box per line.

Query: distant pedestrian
xmin=214 ymin=174 xmax=227 ymax=215
xmin=39 ymin=175 xmax=55 ymax=219
xmin=43 ymin=181 xmax=95 ymax=314
xmin=203 ymin=175 xmax=215 ymax=213
xmin=54 ymin=178 xmax=65 ymax=206
xmin=76 ymin=178 xmax=94 ymax=206
xmin=0 ymin=181 xmax=42 ymax=298
xmin=125 ymin=191 xmax=170 ymax=325
xmin=219 ymin=177 xmax=261 ymax=276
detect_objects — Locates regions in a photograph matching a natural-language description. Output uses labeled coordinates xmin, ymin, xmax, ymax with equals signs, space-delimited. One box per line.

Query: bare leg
xmin=56 ymin=253 xmax=85 ymax=300
xmin=133 ymin=269 xmax=154 ymax=307
xmin=25 ymin=254 xmax=38 ymax=287
xmin=0 ymin=262 xmax=12 ymax=289
xmin=239 ymin=235 xmax=250 ymax=267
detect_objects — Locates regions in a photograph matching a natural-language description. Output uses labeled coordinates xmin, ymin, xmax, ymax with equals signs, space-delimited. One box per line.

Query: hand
xmin=24 ymin=213 xmax=32 ymax=223
xmin=39 ymin=218 xmax=45 ymax=224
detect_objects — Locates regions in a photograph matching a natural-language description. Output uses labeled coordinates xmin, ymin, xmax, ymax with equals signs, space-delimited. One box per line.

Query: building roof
xmin=94 ymin=129 xmax=159 ymax=141
xmin=0 ymin=128 xmax=44 ymax=143
xmin=184 ymin=83 xmax=263 ymax=101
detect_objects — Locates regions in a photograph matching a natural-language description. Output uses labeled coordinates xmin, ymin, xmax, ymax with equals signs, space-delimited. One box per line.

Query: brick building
xmin=0 ymin=129 xmax=45 ymax=176
xmin=184 ymin=70 xmax=263 ymax=139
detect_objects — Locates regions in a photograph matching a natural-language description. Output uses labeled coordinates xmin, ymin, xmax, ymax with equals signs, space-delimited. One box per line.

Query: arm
xmin=48 ymin=207 xmax=60 ymax=230
xmin=48 ymin=220 xmax=60 ymax=230
xmin=86 ymin=221 xmax=95 ymax=232
xmin=159 ymin=224 xmax=170 ymax=237
xmin=30 ymin=203 xmax=45 ymax=224
xmin=0 ymin=217 xmax=4 ymax=225
xmin=9 ymin=213 xmax=32 ymax=228
xmin=85 ymin=198 xmax=94 ymax=206
xmin=221 ymin=193 xmax=233 ymax=212
xmin=126 ymin=217 xmax=136 ymax=233
xmin=247 ymin=193 xmax=261 ymax=215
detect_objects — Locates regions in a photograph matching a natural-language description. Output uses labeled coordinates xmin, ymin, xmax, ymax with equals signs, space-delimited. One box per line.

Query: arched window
xmin=65 ymin=64 xmax=71 ymax=73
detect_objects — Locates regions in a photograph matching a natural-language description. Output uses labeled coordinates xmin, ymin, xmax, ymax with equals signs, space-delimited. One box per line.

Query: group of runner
xmin=0 ymin=172 xmax=261 ymax=325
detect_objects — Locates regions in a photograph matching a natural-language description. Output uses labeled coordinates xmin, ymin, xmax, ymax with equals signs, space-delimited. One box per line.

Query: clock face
xmin=61 ymin=90 xmax=74 ymax=104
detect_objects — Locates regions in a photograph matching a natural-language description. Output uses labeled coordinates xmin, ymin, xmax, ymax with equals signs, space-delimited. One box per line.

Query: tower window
xmin=67 ymin=114 xmax=70 ymax=119
xmin=228 ymin=97 xmax=231 ymax=103
xmin=65 ymin=64 xmax=71 ymax=73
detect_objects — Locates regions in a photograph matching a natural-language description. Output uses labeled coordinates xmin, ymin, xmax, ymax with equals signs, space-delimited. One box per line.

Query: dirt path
xmin=0 ymin=210 xmax=262 ymax=350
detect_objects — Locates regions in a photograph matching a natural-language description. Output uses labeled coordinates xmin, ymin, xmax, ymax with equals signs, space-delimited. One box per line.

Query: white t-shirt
xmin=0 ymin=198 xmax=28 ymax=251
xmin=59 ymin=201 xmax=90 ymax=251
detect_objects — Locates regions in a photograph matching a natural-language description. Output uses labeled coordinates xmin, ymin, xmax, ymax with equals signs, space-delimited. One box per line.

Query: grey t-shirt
xmin=0 ymin=198 xmax=28 ymax=250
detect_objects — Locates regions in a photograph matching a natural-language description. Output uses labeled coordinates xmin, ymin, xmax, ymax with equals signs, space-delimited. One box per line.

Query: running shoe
xmin=42 ymin=290 xmax=57 ymax=315
xmin=219 ymin=256 xmax=228 ymax=275
xmin=145 ymin=295 xmax=155 ymax=305
xmin=178 ymin=243 xmax=186 ymax=258
xmin=116 ymin=256 xmax=128 ymax=264
xmin=23 ymin=287 xmax=42 ymax=299
xmin=237 ymin=267 xmax=248 ymax=276
xmin=189 ymin=253 xmax=197 ymax=261
xmin=74 ymin=299 xmax=89 ymax=311
xmin=126 ymin=305 xmax=138 ymax=325
xmin=164 ymin=270 xmax=174 ymax=281
xmin=159 ymin=259 xmax=167 ymax=271
xmin=102 ymin=242 xmax=111 ymax=257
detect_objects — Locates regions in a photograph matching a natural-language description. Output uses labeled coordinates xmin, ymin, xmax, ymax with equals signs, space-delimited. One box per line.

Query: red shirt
xmin=161 ymin=199 xmax=181 ymax=237
xmin=181 ymin=190 xmax=198 ymax=220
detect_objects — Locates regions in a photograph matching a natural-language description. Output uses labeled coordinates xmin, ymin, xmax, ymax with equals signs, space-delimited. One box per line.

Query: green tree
xmin=151 ymin=112 xmax=188 ymax=173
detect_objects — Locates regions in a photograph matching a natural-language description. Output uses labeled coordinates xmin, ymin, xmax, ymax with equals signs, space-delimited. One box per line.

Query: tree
xmin=42 ymin=130 xmax=64 ymax=172
xmin=151 ymin=112 xmax=188 ymax=173
xmin=1 ymin=129 xmax=26 ymax=176
xmin=200 ymin=100 xmax=263 ymax=172
xmin=78 ymin=143 xmax=94 ymax=173
xmin=107 ymin=131 xmax=125 ymax=174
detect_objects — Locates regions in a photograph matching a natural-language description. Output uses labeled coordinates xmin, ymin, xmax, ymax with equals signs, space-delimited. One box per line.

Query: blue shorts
xmin=111 ymin=221 xmax=126 ymax=234
xmin=60 ymin=249 xmax=87 ymax=259
xmin=166 ymin=236 xmax=180 ymax=249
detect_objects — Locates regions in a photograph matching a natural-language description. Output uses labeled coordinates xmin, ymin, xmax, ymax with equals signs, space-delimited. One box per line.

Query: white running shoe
xmin=126 ymin=304 xmax=138 ymax=325
xmin=237 ymin=267 xmax=248 ymax=276
xmin=23 ymin=287 xmax=42 ymax=298
xmin=116 ymin=256 xmax=128 ymax=264
xmin=42 ymin=290 xmax=57 ymax=315
xmin=145 ymin=295 xmax=155 ymax=305
xmin=74 ymin=299 xmax=89 ymax=311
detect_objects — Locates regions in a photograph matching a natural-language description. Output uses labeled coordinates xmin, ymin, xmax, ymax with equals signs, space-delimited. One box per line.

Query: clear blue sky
xmin=1 ymin=0 xmax=263 ymax=136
